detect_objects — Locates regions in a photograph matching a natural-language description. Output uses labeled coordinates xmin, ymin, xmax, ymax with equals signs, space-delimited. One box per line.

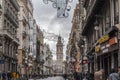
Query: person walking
xmin=109 ymin=68 xmax=119 ymax=80
xmin=94 ymin=69 xmax=104 ymax=80
xmin=118 ymin=67 xmax=120 ymax=77
xmin=7 ymin=71 xmax=12 ymax=80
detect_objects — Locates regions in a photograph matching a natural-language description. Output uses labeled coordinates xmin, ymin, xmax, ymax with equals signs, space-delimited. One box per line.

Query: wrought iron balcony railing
xmin=9 ymin=0 xmax=19 ymax=11
xmin=4 ymin=7 xmax=19 ymax=28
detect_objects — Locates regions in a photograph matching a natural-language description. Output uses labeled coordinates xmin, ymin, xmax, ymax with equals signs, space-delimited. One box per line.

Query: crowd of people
xmin=70 ymin=66 xmax=120 ymax=80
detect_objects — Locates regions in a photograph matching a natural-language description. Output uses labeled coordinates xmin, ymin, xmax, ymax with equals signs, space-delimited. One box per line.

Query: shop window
xmin=114 ymin=52 xmax=118 ymax=70
xmin=114 ymin=0 xmax=119 ymax=24
xmin=97 ymin=57 xmax=100 ymax=70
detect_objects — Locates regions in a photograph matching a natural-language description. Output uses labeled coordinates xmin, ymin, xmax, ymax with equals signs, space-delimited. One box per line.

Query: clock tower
xmin=56 ymin=35 xmax=63 ymax=61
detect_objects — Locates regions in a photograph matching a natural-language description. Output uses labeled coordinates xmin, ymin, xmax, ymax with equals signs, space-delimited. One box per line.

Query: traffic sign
xmin=0 ymin=60 xmax=5 ymax=64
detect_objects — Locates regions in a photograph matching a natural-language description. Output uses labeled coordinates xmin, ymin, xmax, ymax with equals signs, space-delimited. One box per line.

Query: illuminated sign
xmin=95 ymin=45 xmax=100 ymax=53
xmin=98 ymin=35 xmax=109 ymax=44
xmin=109 ymin=37 xmax=117 ymax=46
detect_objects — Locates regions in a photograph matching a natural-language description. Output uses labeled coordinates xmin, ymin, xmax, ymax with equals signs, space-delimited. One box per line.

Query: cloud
xmin=32 ymin=0 xmax=78 ymax=60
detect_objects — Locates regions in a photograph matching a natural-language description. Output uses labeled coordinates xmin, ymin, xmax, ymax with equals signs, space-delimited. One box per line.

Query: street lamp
xmin=94 ymin=19 xmax=99 ymax=30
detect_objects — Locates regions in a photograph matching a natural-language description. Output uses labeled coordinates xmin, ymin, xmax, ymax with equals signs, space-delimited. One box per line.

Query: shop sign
xmin=0 ymin=60 xmax=5 ymax=64
xmin=95 ymin=45 xmax=100 ymax=52
xmin=98 ymin=35 xmax=109 ymax=44
xmin=101 ymin=46 xmax=105 ymax=50
xmin=106 ymin=44 xmax=110 ymax=47
xmin=102 ymin=48 xmax=108 ymax=53
xmin=109 ymin=37 xmax=117 ymax=46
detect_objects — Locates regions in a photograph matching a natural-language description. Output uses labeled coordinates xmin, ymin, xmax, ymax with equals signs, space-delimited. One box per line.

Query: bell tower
xmin=56 ymin=35 xmax=63 ymax=61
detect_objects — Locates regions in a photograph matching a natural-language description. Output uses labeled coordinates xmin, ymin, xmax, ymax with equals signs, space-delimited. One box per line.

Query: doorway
xmin=103 ymin=54 xmax=111 ymax=80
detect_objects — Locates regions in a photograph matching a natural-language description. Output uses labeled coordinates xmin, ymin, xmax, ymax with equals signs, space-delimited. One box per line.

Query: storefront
xmin=95 ymin=30 xmax=119 ymax=79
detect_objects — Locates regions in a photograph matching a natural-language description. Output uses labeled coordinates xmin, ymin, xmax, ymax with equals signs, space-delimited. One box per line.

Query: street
xmin=1 ymin=0 xmax=120 ymax=80
xmin=29 ymin=76 xmax=65 ymax=80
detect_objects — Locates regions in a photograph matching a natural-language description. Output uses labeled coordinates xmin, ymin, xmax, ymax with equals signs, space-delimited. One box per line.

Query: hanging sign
xmin=98 ymin=35 xmax=109 ymax=44
xmin=109 ymin=37 xmax=117 ymax=46
xmin=95 ymin=45 xmax=100 ymax=53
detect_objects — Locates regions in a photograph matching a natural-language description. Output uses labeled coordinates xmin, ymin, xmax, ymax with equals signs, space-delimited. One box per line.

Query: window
xmin=114 ymin=52 xmax=118 ymax=70
xmin=105 ymin=1 xmax=110 ymax=31
xmin=114 ymin=0 xmax=119 ymax=24
xmin=4 ymin=20 xmax=6 ymax=29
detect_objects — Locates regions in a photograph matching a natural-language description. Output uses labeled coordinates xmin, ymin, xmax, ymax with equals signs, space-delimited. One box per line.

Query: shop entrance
xmin=103 ymin=54 xmax=111 ymax=80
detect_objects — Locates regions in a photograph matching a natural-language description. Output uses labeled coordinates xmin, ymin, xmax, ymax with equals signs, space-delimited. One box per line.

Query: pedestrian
xmin=0 ymin=71 xmax=2 ymax=80
xmin=86 ymin=71 xmax=90 ymax=80
xmin=7 ymin=71 xmax=12 ymax=80
xmin=118 ymin=67 xmax=120 ymax=77
xmin=109 ymin=68 xmax=120 ymax=80
xmin=94 ymin=69 xmax=104 ymax=80
xmin=2 ymin=71 xmax=7 ymax=80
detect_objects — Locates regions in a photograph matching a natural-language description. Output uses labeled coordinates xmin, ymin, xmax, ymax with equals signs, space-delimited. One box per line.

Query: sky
xmin=32 ymin=0 xmax=78 ymax=60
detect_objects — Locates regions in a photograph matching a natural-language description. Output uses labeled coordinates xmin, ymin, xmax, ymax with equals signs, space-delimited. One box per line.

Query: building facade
xmin=66 ymin=3 xmax=85 ymax=76
xmin=18 ymin=0 xmax=38 ymax=77
xmin=43 ymin=43 xmax=53 ymax=76
xmin=0 ymin=0 xmax=19 ymax=73
xmin=18 ymin=0 xmax=31 ymax=76
xmin=36 ymin=26 xmax=44 ymax=75
xmin=81 ymin=0 xmax=120 ymax=79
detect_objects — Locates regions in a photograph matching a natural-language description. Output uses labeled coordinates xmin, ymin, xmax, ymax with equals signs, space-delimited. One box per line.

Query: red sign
xmin=83 ymin=60 xmax=88 ymax=64
xmin=109 ymin=37 xmax=117 ymax=46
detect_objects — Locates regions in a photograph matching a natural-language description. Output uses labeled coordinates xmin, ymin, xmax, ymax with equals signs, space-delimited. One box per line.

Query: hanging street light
xmin=43 ymin=0 xmax=73 ymax=18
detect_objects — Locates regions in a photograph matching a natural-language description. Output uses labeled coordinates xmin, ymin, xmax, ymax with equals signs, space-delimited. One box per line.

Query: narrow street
xmin=29 ymin=76 xmax=65 ymax=80
xmin=0 ymin=0 xmax=120 ymax=80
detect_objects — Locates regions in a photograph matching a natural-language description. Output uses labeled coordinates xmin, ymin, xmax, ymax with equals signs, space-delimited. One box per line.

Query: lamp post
xmin=94 ymin=18 xmax=99 ymax=73
xmin=94 ymin=18 xmax=99 ymax=40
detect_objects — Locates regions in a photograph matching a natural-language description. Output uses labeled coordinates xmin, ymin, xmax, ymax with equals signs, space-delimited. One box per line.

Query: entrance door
xmin=103 ymin=55 xmax=111 ymax=80
xmin=104 ymin=57 xmax=108 ymax=79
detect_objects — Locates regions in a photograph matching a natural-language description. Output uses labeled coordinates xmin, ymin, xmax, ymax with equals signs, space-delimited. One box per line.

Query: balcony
xmin=4 ymin=7 xmax=19 ymax=28
xmin=2 ymin=29 xmax=13 ymax=39
xmin=9 ymin=0 xmax=19 ymax=11
xmin=82 ymin=0 xmax=105 ymax=35
xmin=13 ymin=36 xmax=19 ymax=44
xmin=22 ymin=31 xmax=27 ymax=39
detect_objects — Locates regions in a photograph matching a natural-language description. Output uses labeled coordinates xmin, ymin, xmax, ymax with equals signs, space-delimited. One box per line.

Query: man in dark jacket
xmin=2 ymin=71 xmax=7 ymax=80
xmin=109 ymin=69 xmax=120 ymax=80
xmin=7 ymin=71 xmax=12 ymax=80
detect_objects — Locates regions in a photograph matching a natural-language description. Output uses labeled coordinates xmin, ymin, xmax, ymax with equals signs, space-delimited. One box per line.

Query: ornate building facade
xmin=81 ymin=0 xmax=120 ymax=79
xmin=0 ymin=0 xmax=19 ymax=73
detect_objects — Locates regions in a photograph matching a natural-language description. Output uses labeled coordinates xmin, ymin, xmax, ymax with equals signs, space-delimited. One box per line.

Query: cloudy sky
xmin=32 ymin=0 xmax=78 ymax=60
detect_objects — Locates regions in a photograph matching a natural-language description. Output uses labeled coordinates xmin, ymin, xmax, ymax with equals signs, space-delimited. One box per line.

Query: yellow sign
xmin=12 ymin=72 xmax=19 ymax=79
xmin=95 ymin=45 xmax=100 ymax=52
xmin=98 ymin=35 xmax=109 ymax=44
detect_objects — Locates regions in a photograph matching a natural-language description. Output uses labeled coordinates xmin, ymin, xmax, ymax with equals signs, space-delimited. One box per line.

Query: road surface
xmin=29 ymin=76 xmax=65 ymax=80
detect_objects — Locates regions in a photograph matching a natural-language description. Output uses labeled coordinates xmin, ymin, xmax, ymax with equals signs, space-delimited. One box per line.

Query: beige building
xmin=43 ymin=43 xmax=53 ymax=75
xmin=0 ymin=0 xmax=19 ymax=72
xmin=66 ymin=3 xmax=84 ymax=74
xmin=17 ymin=0 xmax=34 ymax=76
xmin=36 ymin=26 xmax=44 ymax=75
